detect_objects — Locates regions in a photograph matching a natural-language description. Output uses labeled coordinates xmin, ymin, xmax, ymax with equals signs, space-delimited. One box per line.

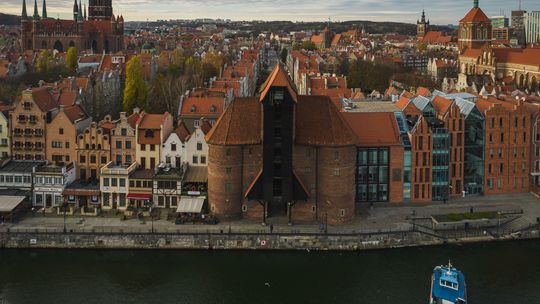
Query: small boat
xmin=429 ymin=261 xmax=467 ymax=304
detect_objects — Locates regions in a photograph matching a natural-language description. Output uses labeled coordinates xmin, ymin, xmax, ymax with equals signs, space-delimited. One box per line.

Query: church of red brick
xmin=20 ymin=0 xmax=124 ymax=53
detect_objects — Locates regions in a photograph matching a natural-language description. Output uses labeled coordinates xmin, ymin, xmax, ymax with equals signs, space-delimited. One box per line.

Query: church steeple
xmin=42 ymin=0 xmax=47 ymax=19
xmin=474 ymin=0 xmax=479 ymax=8
xmin=78 ymin=0 xmax=83 ymax=20
xmin=32 ymin=0 xmax=39 ymax=19
xmin=73 ymin=0 xmax=79 ymax=20
xmin=421 ymin=10 xmax=426 ymax=22
xmin=22 ymin=0 xmax=28 ymax=19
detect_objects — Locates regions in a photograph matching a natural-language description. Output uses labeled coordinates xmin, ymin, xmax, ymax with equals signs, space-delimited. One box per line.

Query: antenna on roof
xmin=518 ymin=0 xmax=521 ymax=10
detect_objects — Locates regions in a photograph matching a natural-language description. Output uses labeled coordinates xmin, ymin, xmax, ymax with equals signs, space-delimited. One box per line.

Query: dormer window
xmin=145 ymin=129 xmax=154 ymax=138
xmin=190 ymin=105 xmax=196 ymax=113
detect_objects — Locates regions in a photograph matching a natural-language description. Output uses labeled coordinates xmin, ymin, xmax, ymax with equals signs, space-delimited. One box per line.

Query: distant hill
xmin=0 ymin=13 xmax=20 ymax=26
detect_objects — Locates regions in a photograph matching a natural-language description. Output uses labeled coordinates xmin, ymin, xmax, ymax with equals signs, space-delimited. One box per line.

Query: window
xmin=65 ymin=141 xmax=70 ymax=149
xmin=116 ymin=141 xmax=122 ymax=149
xmin=201 ymin=156 xmax=206 ymax=164
xmin=193 ymin=155 xmax=199 ymax=164
xmin=111 ymin=178 xmax=117 ymax=186
xmin=90 ymin=155 xmax=96 ymax=164
xmin=333 ymin=169 xmax=340 ymax=176
xmin=197 ymin=142 xmax=203 ymax=151
xmin=101 ymin=156 xmax=107 ymax=163
xmin=126 ymin=155 xmax=132 ymax=164
xmin=59 ymin=128 xmax=64 ymax=135
xmin=226 ymin=167 xmax=232 ymax=174
xmin=225 ymin=182 xmax=232 ymax=193
xmin=125 ymin=141 xmax=131 ymax=149
xmin=500 ymin=133 xmax=504 ymax=143
xmin=116 ymin=155 xmax=122 ymax=165
xmin=121 ymin=128 xmax=127 ymax=136
xmin=140 ymin=144 xmax=146 ymax=151
xmin=171 ymin=143 xmax=176 ymax=151
xmin=119 ymin=179 xmax=125 ymax=187
xmin=150 ymin=145 xmax=155 ymax=151
xmin=103 ymin=178 xmax=109 ymax=186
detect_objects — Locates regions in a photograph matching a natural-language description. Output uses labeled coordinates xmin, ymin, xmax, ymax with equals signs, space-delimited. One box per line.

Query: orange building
xmin=76 ymin=122 xmax=111 ymax=181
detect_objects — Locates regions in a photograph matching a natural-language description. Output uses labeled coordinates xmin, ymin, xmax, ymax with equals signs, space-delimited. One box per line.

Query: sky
xmin=2 ymin=0 xmax=540 ymax=24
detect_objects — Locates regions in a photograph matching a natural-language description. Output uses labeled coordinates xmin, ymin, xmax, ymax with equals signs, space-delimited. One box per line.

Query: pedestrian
xmin=270 ymin=224 xmax=274 ymax=233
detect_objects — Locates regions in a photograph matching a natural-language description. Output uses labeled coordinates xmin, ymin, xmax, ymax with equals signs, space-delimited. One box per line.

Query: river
xmin=1 ymin=240 xmax=539 ymax=304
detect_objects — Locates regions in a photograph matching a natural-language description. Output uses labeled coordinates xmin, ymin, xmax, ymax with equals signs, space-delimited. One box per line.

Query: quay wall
xmin=0 ymin=229 xmax=538 ymax=251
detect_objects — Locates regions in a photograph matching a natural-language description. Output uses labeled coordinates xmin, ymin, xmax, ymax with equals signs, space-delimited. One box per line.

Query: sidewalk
xmin=4 ymin=193 xmax=539 ymax=235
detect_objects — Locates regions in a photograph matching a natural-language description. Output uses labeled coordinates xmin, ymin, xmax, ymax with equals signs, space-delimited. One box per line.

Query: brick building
xmin=477 ymin=97 xmax=531 ymax=193
xmin=20 ymin=0 xmax=123 ymax=53
xmin=206 ymin=64 xmax=357 ymax=225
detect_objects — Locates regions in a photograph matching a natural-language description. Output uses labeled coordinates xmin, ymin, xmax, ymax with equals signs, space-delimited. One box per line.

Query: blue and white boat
xmin=430 ymin=262 xmax=467 ymax=304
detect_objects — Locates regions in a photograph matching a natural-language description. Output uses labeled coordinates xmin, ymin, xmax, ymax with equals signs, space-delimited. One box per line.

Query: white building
xmin=525 ymin=11 xmax=540 ymax=44
xmin=33 ymin=162 xmax=76 ymax=208
xmin=161 ymin=120 xmax=211 ymax=168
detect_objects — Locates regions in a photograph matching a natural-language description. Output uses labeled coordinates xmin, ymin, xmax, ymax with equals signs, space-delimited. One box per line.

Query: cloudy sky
xmin=2 ymin=0 xmax=540 ymax=24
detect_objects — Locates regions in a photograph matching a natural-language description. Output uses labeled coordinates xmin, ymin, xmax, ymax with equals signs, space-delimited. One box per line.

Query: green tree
xmin=123 ymin=55 xmax=148 ymax=112
xmin=280 ymin=48 xmax=288 ymax=63
xmin=36 ymin=50 xmax=51 ymax=73
xmin=66 ymin=47 xmax=78 ymax=73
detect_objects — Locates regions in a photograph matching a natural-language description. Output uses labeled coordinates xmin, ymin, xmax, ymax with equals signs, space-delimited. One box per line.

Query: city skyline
xmin=2 ymin=0 xmax=540 ymax=24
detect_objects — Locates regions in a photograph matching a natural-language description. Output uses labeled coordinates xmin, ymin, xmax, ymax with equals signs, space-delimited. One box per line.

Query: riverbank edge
xmin=1 ymin=229 xmax=539 ymax=251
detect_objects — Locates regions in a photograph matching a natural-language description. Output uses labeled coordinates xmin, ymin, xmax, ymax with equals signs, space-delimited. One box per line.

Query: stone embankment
xmin=0 ymin=227 xmax=538 ymax=251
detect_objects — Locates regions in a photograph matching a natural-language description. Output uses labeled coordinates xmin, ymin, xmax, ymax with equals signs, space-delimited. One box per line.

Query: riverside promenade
xmin=1 ymin=193 xmax=540 ymax=250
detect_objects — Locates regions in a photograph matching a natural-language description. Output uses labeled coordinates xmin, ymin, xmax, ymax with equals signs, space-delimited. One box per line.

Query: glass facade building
xmin=432 ymin=127 xmax=450 ymax=200
xmin=394 ymin=112 xmax=411 ymax=202
xmin=356 ymin=148 xmax=389 ymax=202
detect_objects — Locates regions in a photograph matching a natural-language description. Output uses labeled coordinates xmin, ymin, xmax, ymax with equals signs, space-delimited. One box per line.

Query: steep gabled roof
xmin=175 ymin=122 xmax=191 ymax=142
xmin=259 ymin=64 xmax=298 ymax=103
xmin=31 ymin=87 xmax=58 ymax=112
xmin=205 ymin=97 xmax=261 ymax=145
xmin=295 ymin=95 xmax=356 ymax=146
xmin=431 ymin=95 xmax=453 ymax=116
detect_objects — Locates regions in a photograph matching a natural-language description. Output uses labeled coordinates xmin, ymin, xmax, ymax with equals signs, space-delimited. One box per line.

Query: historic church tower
xmin=417 ymin=10 xmax=429 ymax=39
xmin=88 ymin=0 xmax=113 ymax=20
xmin=458 ymin=0 xmax=492 ymax=52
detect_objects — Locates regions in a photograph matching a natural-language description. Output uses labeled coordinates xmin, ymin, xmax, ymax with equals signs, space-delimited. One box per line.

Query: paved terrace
xmin=1 ymin=193 xmax=539 ymax=235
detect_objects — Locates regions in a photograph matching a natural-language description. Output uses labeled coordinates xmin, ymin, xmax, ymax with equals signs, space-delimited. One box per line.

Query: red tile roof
xmin=205 ymin=97 xmax=261 ymax=145
xmin=460 ymin=7 xmax=490 ymax=23
xmin=295 ymin=95 xmax=356 ymax=146
xmin=63 ymin=105 xmax=87 ymax=123
xmin=180 ymin=96 xmax=224 ymax=117
xmin=341 ymin=112 xmax=402 ymax=146
xmin=431 ymin=95 xmax=453 ymax=116
xmin=31 ymin=87 xmax=58 ymax=112
xmin=175 ymin=122 xmax=190 ymax=142
xmin=259 ymin=64 xmax=298 ymax=103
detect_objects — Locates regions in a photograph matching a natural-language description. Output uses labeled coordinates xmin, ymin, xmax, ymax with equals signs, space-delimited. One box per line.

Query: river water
xmin=1 ymin=240 xmax=539 ymax=304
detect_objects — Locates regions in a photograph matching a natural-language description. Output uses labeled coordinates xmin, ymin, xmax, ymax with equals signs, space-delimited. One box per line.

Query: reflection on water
xmin=0 ymin=240 xmax=539 ymax=304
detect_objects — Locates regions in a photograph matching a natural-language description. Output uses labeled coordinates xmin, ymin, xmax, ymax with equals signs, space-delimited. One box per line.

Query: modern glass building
xmin=356 ymin=148 xmax=390 ymax=202
xmin=394 ymin=111 xmax=412 ymax=202
xmin=431 ymin=126 xmax=450 ymax=201
xmin=455 ymin=98 xmax=485 ymax=195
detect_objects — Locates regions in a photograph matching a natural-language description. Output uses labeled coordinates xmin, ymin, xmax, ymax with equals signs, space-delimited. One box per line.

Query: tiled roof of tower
xmin=460 ymin=7 xmax=490 ymax=23
xmin=259 ymin=64 xmax=298 ymax=103
xmin=341 ymin=112 xmax=402 ymax=146
xmin=205 ymin=97 xmax=261 ymax=145
xmin=295 ymin=95 xmax=356 ymax=146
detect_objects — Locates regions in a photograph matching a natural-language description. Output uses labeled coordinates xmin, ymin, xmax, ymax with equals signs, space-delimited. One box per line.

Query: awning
xmin=0 ymin=196 xmax=25 ymax=212
xmin=184 ymin=166 xmax=208 ymax=183
xmin=127 ymin=193 xmax=152 ymax=200
xmin=176 ymin=196 xmax=205 ymax=213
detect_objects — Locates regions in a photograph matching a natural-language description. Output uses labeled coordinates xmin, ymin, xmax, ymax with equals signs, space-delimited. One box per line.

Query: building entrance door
xmin=45 ymin=194 xmax=53 ymax=207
